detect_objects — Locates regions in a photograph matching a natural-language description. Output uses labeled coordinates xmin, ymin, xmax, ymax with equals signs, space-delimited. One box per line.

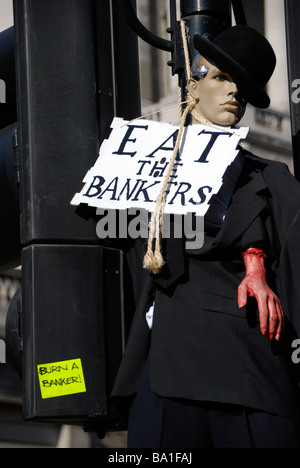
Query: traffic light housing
xmin=3 ymin=0 xmax=140 ymax=433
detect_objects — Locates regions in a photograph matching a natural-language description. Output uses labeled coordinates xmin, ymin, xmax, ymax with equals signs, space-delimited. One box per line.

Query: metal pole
xmin=181 ymin=1 xmax=231 ymax=35
xmin=231 ymin=0 xmax=247 ymax=25
xmin=150 ymin=0 xmax=160 ymax=103
xmin=284 ymin=0 xmax=300 ymax=180
xmin=180 ymin=0 xmax=231 ymax=62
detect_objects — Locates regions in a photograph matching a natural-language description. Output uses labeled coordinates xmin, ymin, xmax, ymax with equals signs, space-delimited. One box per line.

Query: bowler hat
xmin=193 ymin=25 xmax=276 ymax=109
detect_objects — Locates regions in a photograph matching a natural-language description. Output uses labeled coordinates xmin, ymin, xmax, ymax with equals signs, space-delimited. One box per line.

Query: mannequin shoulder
xmin=242 ymin=149 xmax=296 ymax=182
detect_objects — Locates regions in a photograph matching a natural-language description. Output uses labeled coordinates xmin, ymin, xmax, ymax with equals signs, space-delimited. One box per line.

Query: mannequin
xmin=186 ymin=55 xmax=284 ymax=342
xmin=111 ymin=26 xmax=300 ymax=448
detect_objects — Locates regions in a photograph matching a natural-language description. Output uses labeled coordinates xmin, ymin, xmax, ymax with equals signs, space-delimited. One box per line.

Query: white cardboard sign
xmin=71 ymin=118 xmax=249 ymax=216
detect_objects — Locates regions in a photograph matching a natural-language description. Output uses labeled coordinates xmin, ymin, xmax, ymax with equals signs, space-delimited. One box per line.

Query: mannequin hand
xmin=238 ymin=253 xmax=284 ymax=341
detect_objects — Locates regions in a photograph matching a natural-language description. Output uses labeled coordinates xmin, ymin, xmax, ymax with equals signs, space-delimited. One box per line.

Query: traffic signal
xmin=3 ymin=0 xmax=140 ymax=434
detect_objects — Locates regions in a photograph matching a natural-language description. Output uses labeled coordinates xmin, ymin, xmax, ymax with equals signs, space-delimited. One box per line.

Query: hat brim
xmin=193 ymin=34 xmax=270 ymax=109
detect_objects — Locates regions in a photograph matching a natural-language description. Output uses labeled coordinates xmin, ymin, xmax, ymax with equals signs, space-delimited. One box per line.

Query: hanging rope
xmin=180 ymin=18 xmax=192 ymax=80
xmin=143 ymin=20 xmax=196 ymax=274
xmin=143 ymin=100 xmax=196 ymax=273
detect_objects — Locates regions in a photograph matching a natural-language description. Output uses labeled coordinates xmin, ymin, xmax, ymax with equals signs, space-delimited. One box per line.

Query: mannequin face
xmin=188 ymin=58 xmax=247 ymax=127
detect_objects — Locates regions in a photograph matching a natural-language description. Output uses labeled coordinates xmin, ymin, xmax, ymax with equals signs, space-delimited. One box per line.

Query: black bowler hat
xmin=193 ymin=25 xmax=276 ymax=109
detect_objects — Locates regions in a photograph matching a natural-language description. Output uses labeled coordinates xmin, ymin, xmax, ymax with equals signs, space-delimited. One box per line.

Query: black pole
xmin=150 ymin=0 xmax=160 ymax=103
xmin=231 ymin=0 xmax=247 ymax=25
xmin=284 ymin=0 xmax=300 ymax=181
xmin=0 ymin=27 xmax=17 ymax=129
xmin=180 ymin=0 xmax=232 ymax=65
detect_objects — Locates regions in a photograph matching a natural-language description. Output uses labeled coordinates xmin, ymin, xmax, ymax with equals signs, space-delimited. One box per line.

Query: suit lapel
xmin=217 ymin=166 xmax=268 ymax=248
xmin=154 ymin=152 xmax=269 ymax=289
xmin=190 ymin=152 xmax=269 ymax=255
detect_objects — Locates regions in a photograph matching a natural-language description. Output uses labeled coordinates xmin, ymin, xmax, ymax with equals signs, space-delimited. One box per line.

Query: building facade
xmin=138 ymin=0 xmax=294 ymax=171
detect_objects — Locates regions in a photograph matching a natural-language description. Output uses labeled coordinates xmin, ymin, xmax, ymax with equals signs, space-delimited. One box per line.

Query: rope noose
xmin=143 ymin=20 xmax=196 ymax=274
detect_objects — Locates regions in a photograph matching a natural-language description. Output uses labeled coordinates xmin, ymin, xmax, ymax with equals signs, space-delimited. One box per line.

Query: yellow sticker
xmin=37 ymin=358 xmax=86 ymax=399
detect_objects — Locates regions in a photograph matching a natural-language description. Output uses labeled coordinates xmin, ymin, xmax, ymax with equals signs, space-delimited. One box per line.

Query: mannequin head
xmin=187 ymin=56 xmax=247 ymax=127
xmin=192 ymin=26 xmax=276 ymax=112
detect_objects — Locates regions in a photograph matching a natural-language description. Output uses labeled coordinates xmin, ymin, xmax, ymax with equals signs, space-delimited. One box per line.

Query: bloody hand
xmin=238 ymin=249 xmax=284 ymax=341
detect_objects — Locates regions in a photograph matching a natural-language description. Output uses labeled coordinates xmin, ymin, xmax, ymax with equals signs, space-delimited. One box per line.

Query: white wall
xmin=0 ymin=0 xmax=13 ymax=32
xmin=264 ymin=0 xmax=290 ymax=113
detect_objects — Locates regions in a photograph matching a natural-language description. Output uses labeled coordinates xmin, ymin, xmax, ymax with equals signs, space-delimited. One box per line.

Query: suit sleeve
xmin=263 ymin=163 xmax=300 ymax=246
xmin=263 ymin=164 xmax=300 ymax=389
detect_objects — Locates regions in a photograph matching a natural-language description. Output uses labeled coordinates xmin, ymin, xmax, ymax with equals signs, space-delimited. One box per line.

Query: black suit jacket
xmin=112 ymin=151 xmax=300 ymax=422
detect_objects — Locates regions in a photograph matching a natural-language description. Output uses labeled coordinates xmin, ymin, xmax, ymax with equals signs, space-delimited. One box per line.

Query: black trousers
xmin=127 ymin=357 xmax=300 ymax=449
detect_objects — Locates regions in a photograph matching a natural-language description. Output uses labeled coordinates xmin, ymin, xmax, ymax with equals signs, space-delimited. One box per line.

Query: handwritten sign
xmin=71 ymin=118 xmax=249 ymax=216
xmin=37 ymin=358 xmax=86 ymax=399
